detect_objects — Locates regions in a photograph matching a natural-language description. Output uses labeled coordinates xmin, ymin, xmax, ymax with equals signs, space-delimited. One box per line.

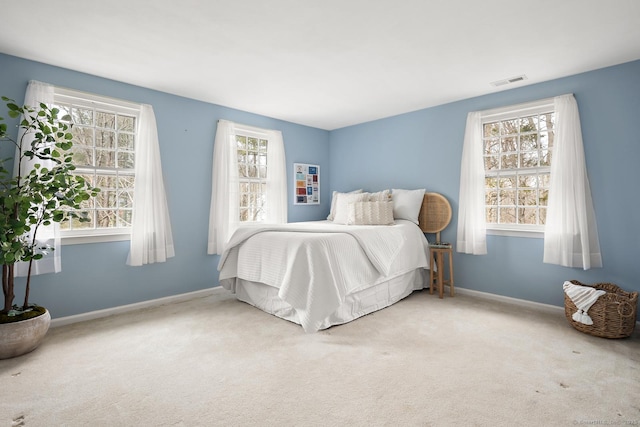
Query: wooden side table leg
xmin=437 ymin=251 xmax=444 ymax=299
xmin=429 ymin=248 xmax=434 ymax=295
xmin=448 ymin=249 xmax=454 ymax=297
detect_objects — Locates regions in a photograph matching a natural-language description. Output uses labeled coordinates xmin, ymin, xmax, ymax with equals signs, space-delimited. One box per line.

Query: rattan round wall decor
xmin=418 ymin=192 xmax=452 ymax=235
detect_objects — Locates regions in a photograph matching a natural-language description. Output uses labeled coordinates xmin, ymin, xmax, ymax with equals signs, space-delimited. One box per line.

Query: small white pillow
xmin=327 ymin=189 xmax=362 ymax=221
xmin=333 ymin=192 xmax=369 ymax=224
xmin=347 ymin=201 xmax=394 ymax=225
xmin=391 ymin=188 xmax=425 ymax=224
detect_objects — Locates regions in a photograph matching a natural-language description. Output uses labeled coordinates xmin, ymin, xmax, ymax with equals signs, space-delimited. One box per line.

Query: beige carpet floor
xmin=1 ymin=288 xmax=639 ymax=427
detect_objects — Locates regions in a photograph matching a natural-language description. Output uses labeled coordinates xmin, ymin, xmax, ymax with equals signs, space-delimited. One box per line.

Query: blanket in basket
xmin=563 ymin=281 xmax=606 ymax=325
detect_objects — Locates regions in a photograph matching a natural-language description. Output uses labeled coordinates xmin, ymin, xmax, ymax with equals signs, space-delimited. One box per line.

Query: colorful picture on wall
xmin=294 ymin=163 xmax=320 ymax=205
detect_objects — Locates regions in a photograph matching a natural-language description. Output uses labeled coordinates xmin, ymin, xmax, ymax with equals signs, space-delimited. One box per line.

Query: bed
xmin=218 ymin=191 xmax=448 ymax=332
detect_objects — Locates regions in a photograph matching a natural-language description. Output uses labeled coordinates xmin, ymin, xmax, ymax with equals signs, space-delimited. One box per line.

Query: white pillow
xmin=327 ymin=189 xmax=362 ymax=221
xmin=333 ymin=192 xmax=369 ymax=224
xmin=391 ymin=188 xmax=425 ymax=224
xmin=347 ymin=201 xmax=394 ymax=225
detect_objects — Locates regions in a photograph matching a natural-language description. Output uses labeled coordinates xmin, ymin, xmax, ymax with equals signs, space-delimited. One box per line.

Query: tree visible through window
xmin=483 ymin=110 xmax=555 ymax=229
xmin=236 ymin=134 xmax=268 ymax=222
xmin=53 ymin=90 xmax=139 ymax=235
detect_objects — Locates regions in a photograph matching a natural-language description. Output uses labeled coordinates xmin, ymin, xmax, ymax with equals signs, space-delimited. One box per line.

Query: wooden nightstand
xmin=429 ymin=244 xmax=454 ymax=299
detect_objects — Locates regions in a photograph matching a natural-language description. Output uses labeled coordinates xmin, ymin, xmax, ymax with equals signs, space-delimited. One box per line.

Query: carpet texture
xmin=1 ymin=288 xmax=639 ymax=426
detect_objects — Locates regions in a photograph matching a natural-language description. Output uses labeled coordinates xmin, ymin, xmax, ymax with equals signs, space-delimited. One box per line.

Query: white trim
xmin=220 ymin=120 xmax=273 ymax=138
xmin=50 ymin=287 xmax=224 ymax=327
xmin=480 ymin=95 xmax=558 ymax=122
xmin=54 ymin=86 xmax=142 ymax=113
xmin=455 ymin=287 xmax=640 ymax=329
xmin=49 ymin=285 xmax=640 ymax=329
xmin=454 ymin=286 xmax=564 ymax=314
xmin=481 ymin=96 xmax=556 ymax=235
xmin=52 ymin=85 xmax=139 ymax=239
xmin=486 ymin=227 xmax=544 ymax=239
xmin=62 ymin=232 xmax=131 ymax=245
xmin=235 ymin=126 xmax=269 ymax=139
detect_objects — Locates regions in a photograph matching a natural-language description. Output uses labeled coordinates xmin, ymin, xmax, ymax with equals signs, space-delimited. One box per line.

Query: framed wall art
xmin=294 ymin=163 xmax=320 ymax=205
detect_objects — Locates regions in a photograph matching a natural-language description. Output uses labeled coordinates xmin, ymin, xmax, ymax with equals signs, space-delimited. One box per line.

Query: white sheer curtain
xmin=543 ymin=94 xmax=602 ymax=269
xmin=264 ymin=129 xmax=287 ymax=224
xmin=127 ymin=104 xmax=175 ymax=266
xmin=14 ymin=80 xmax=61 ymax=276
xmin=456 ymin=111 xmax=487 ymax=255
xmin=208 ymin=120 xmax=239 ymax=255
xmin=208 ymin=120 xmax=287 ymax=255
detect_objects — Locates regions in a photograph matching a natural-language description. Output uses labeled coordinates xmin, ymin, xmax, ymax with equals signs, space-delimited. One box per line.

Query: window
xmin=52 ymin=88 xmax=142 ymax=241
xmin=236 ymin=131 xmax=268 ymax=222
xmin=481 ymin=99 xmax=555 ymax=234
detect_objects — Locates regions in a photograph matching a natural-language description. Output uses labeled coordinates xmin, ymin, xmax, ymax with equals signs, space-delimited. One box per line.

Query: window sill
xmin=486 ymin=227 xmax=543 ymax=239
xmin=61 ymin=231 xmax=131 ymax=245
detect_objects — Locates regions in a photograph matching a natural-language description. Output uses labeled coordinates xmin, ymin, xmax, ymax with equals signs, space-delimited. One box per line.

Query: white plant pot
xmin=0 ymin=309 xmax=51 ymax=359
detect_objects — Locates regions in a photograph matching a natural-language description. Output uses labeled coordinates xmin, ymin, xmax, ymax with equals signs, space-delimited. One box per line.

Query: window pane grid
xmin=55 ymin=98 xmax=137 ymax=233
xmin=237 ymin=135 xmax=268 ymax=222
xmin=483 ymin=111 xmax=554 ymax=227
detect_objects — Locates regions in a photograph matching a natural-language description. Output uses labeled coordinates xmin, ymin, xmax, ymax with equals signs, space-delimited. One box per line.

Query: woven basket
xmin=564 ymin=280 xmax=638 ymax=339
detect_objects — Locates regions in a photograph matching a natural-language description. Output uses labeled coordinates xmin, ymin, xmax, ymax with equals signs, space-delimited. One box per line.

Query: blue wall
xmin=0 ymin=53 xmax=330 ymax=319
xmin=2 ymin=52 xmax=639 ymax=320
xmin=330 ymin=60 xmax=640 ymax=309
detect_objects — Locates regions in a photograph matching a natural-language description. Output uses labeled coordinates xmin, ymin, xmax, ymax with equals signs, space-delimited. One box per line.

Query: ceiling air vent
xmin=490 ymin=74 xmax=528 ymax=87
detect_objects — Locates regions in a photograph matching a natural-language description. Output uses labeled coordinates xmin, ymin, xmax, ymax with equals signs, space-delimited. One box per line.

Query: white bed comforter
xmin=218 ymin=220 xmax=429 ymax=332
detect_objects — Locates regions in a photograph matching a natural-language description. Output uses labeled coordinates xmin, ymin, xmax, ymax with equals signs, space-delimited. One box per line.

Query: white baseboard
xmin=50 ymin=287 xmax=226 ymax=328
xmin=50 ymin=285 xmax=639 ymax=329
xmin=455 ymin=286 xmax=640 ymax=327
xmin=454 ymin=287 xmax=565 ymax=314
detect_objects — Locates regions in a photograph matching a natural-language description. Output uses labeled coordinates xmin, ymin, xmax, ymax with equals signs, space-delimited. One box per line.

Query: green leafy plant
xmin=0 ymin=96 xmax=99 ymax=322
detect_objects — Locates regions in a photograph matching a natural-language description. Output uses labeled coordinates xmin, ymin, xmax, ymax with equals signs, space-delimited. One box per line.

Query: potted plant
xmin=0 ymin=96 xmax=99 ymax=359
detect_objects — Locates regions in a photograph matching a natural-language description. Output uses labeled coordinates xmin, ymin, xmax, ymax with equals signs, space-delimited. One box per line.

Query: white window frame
xmin=481 ymin=97 xmax=555 ymax=239
xmin=52 ymin=87 xmax=142 ymax=245
xmin=235 ymin=126 xmax=269 ymax=223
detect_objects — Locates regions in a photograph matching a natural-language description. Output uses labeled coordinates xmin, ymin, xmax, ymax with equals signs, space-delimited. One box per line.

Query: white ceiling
xmin=2 ymin=0 xmax=640 ymax=130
